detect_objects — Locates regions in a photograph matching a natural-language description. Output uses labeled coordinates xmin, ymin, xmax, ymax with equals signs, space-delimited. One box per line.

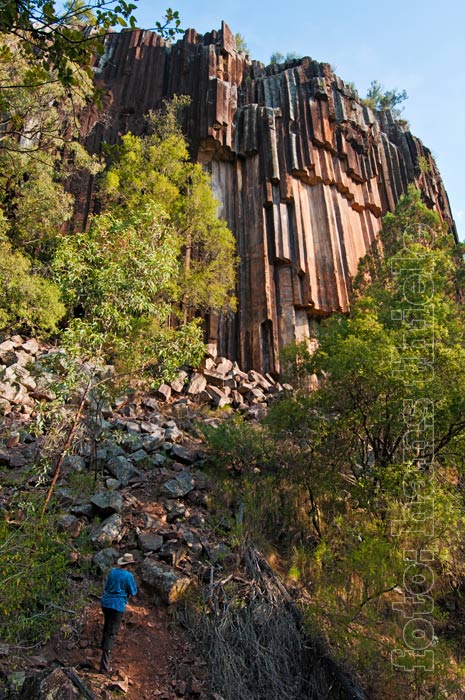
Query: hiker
xmin=99 ymin=553 xmax=137 ymax=674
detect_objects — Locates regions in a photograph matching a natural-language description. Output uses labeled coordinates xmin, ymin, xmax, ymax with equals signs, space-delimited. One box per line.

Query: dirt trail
xmin=50 ymin=465 xmax=212 ymax=699
xmin=58 ymin=586 xmax=208 ymax=700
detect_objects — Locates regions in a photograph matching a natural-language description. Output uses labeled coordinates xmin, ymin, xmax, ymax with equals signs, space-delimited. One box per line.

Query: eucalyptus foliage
xmin=53 ymin=203 xmax=204 ymax=378
xmin=102 ymin=97 xmax=237 ymax=316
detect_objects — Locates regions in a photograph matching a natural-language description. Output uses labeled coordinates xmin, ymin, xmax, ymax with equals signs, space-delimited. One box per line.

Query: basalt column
xmin=78 ymin=22 xmax=457 ymax=373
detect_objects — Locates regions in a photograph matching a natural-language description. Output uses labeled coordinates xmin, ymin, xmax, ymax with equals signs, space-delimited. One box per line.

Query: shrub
xmin=0 ymin=512 xmax=71 ymax=643
xmin=0 ymin=231 xmax=65 ymax=335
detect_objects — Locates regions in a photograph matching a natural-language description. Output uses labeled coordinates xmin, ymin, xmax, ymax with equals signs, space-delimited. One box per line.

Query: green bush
xmin=0 ymin=232 xmax=65 ymax=335
xmin=0 ymin=513 xmax=71 ymax=643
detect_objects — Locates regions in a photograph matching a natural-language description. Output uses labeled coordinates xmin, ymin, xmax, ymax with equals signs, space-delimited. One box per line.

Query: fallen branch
xmin=41 ymin=377 xmax=93 ymax=516
xmin=185 ymin=542 xmax=367 ymax=700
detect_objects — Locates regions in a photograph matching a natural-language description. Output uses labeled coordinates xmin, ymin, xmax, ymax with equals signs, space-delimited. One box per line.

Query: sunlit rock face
xmin=77 ymin=22 xmax=456 ymax=373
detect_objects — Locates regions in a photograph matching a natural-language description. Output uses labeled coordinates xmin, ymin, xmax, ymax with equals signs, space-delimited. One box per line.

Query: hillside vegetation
xmin=203 ymin=188 xmax=465 ymax=698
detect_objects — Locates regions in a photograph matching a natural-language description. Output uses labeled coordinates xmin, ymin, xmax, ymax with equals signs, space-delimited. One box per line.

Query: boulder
xmin=19 ymin=668 xmax=95 ymax=700
xmin=14 ymin=350 xmax=34 ymax=368
xmin=162 ymin=471 xmax=195 ymax=498
xmin=106 ymin=455 xmax=138 ymax=486
xmin=70 ymin=502 xmax=94 ymax=519
xmin=187 ymin=372 xmax=207 ymax=395
xmin=54 ymin=487 xmax=75 ymax=505
xmin=171 ymin=444 xmax=198 ymax=464
xmin=164 ymin=424 xmax=183 ymax=442
xmin=232 ymin=362 xmax=249 ymax=380
xmin=62 ymin=455 xmax=86 ymax=473
xmin=58 ymin=514 xmax=83 ymax=538
xmin=151 ymin=453 xmax=167 ymax=468
xmin=237 ymin=381 xmax=256 ymax=395
xmin=93 ymin=547 xmax=119 ymax=573
xmin=128 ymin=448 xmax=149 ymax=465
xmin=90 ymin=491 xmax=124 ymax=515
xmin=0 ymin=398 xmax=11 ymax=414
xmin=203 ymin=369 xmax=227 ymax=388
xmin=246 ymin=387 xmax=266 ymax=403
xmin=0 ymin=381 xmax=17 ymax=402
xmin=22 ymin=338 xmax=40 ymax=355
xmin=12 ymin=383 xmax=32 ymax=405
xmin=141 ymin=559 xmax=192 ymax=604
xmin=248 ymin=370 xmax=272 ymax=390
xmin=137 ymin=532 xmax=163 ymax=553
xmin=141 ymin=432 xmax=164 ymax=451
xmin=142 ymin=397 xmax=159 ymax=411
xmin=105 ymin=478 xmax=122 ymax=491
xmin=19 ymin=374 xmax=37 ymax=391
xmin=91 ymin=513 xmax=124 ymax=547
xmin=215 ymin=357 xmax=234 ymax=375
xmin=0 ymin=339 xmax=15 ymax=353
xmin=201 ymin=357 xmax=216 ymax=371
xmin=165 ymin=500 xmax=187 ymax=523
xmin=182 ymin=530 xmax=203 ymax=555
xmin=159 ymin=540 xmax=188 ymax=566
xmin=170 ymin=370 xmax=188 ymax=393
xmin=155 ymin=383 xmax=171 ymax=401
xmin=231 ymin=389 xmax=246 ymax=407
xmin=205 ymin=342 xmax=217 ymax=358
xmin=206 ymin=385 xmax=232 ymax=408
xmin=140 ymin=422 xmax=164 ymax=440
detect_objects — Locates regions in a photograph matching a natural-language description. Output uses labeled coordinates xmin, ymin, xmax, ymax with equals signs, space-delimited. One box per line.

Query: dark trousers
xmin=100 ymin=607 xmax=124 ymax=672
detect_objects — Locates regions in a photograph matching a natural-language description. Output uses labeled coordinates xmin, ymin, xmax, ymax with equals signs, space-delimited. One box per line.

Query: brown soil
xmin=56 ymin=588 xmax=209 ymax=700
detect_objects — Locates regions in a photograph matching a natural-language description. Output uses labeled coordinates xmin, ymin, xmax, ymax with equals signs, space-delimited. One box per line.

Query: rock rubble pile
xmin=0 ymin=335 xmax=295 ymax=698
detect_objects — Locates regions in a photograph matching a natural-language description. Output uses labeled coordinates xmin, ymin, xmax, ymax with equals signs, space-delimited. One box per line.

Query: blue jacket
xmin=101 ymin=568 xmax=137 ymax=612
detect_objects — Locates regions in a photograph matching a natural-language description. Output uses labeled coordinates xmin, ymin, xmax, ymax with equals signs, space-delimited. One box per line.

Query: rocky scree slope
xmin=0 ymin=335 xmax=316 ymax=700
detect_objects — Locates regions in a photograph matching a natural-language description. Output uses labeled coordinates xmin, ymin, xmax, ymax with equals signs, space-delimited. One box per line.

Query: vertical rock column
xmin=77 ymin=23 xmax=457 ymax=373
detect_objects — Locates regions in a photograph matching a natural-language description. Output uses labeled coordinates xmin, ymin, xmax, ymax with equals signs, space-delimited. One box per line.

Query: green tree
xmin=102 ymin=97 xmax=237 ymax=319
xmin=0 ymin=32 xmax=104 ymax=262
xmin=0 ymin=219 xmax=65 ymax=335
xmin=269 ymin=51 xmax=284 ymax=65
xmin=53 ymin=203 xmax=205 ymax=378
xmin=362 ymin=79 xmax=408 ymax=118
xmin=269 ymin=50 xmax=300 ymax=65
xmin=204 ymin=188 xmax=465 ymax=697
xmin=53 ymin=99 xmax=237 ymax=377
xmin=235 ymin=32 xmax=248 ymax=54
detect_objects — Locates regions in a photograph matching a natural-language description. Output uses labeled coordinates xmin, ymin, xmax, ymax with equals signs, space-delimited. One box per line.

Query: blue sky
xmin=134 ymin=1 xmax=464 ymax=240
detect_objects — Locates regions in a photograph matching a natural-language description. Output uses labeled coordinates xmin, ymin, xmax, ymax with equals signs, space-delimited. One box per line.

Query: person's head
xmin=116 ymin=552 xmax=135 ymax=567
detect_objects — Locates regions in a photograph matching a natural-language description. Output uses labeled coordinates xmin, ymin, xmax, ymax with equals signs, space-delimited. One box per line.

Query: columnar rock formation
xmin=78 ymin=22 xmax=456 ymax=373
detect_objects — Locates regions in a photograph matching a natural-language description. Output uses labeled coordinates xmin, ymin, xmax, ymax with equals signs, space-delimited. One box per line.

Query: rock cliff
xmin=77 ymin=22 xmax=456 ymax=373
